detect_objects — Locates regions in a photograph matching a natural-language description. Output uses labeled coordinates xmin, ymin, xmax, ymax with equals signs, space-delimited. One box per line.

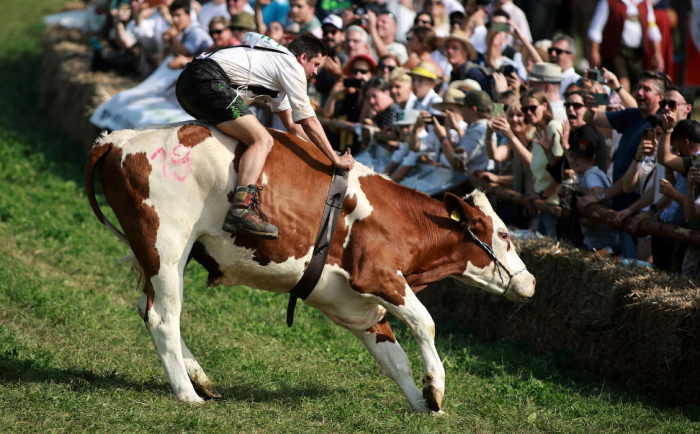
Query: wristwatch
xmin=597 ymin=191 xmax=606 ymax=201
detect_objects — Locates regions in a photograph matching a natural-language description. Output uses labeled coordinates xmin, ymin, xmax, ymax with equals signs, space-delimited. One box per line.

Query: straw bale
xmin=419 ymin=237 xmax=700 ymax=402
xmin=38 ymin=25 xmax=136 ymax=150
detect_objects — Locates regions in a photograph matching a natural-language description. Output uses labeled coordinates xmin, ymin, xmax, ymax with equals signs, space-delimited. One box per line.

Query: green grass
xmin=1 ymin=1 xmax=700 ymax=432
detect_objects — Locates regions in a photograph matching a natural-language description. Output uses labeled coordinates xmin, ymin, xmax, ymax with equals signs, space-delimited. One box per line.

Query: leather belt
xmin=286 ymin=160 xmax=349 ymax=327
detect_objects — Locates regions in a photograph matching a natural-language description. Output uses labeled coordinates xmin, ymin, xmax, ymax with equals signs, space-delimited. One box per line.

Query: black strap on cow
xmin=286 ymin=162 xmax=349 ymax=327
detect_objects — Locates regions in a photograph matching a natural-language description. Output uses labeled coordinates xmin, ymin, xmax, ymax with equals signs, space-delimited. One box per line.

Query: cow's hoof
xmin=422 ymin=384 xmax=443 ymax=412
xmin=191 ymin=380 xmax=223 ymax=400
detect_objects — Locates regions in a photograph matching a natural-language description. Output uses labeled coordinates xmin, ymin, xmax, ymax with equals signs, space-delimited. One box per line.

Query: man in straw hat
xmin=450 ymin=90 xmax=495 ymax=174
xmin=229 ymin=11 xmax=257 ymax=44
xmin=444 ymin=29 xmax=490 ymax=93
xmin=176 ymin=32 xmax=354 ymax=239
xmin=528 ymin=62 xmax=566 ymax=122
xmin=407 ymin=61 xmax=443 ymax=115
xmin=430 ymin=87 xmax=469 ymax=168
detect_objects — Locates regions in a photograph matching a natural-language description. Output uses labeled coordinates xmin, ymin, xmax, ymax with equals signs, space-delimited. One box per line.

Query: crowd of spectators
xmin=83 ymin=0 xmax=698 ymax=275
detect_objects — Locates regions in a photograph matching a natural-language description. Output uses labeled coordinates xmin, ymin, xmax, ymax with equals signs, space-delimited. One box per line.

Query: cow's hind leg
xmin=138 ymin=264 xmax=203 ymax=404
xmin=350 ymin=318 xmax=430 ymax=413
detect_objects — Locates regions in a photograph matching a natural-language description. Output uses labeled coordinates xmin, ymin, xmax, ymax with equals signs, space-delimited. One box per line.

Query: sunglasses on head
xmin=659 ymin=99 xmax=685 ymax=110
xmin=353 ymin=68 xmax=370 ymax=75
xmin=523 ymin=104 xmax=540 ymax=114
xmin=548 ymin=47 xmax=571 ymax=56
xmin=210 ymin=28 xmax=225 ymax=36
xmin=564 ymin=102 xmax=585 ymax=110
xmin=377 ymin=63 xmax=396 ymax=72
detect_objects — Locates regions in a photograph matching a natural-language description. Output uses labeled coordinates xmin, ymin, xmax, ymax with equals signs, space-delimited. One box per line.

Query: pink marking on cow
xmin=149 ymin=145 xmax=193 ymax=182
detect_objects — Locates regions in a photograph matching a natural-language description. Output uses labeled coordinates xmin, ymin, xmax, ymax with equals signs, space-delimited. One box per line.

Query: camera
xmin=586 ymin=69 xmax=606 ymax=83
xmin=343 ymin=78 xmax=364 ymax=88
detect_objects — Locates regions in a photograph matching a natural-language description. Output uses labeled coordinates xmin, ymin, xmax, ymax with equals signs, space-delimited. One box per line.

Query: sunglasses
xmin=210 ymin=28 xmax=225 ymax=36
xmin=377 ymin=64 xmax=396 ymax=72
xmin=417 ymin=19 xmax=431 ymax=25
xmin=353 ymin=68 xmax=370 ymax=75
xmin=548 ymin=47 xmax=572 ymax=56
xmin=323 ymin=27 xmax=338 ymax=35
xmin=659 ymin=99 xmax=685 ymax=110
xmin=564 ymin=102 xmax=585 ymax=110
xmin=523 ymin=105 xmax=540 ymax=114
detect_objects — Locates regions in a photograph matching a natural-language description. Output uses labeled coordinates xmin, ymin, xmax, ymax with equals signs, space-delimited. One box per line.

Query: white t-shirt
xmin=205 ymin=38 xmax=315 ymax=122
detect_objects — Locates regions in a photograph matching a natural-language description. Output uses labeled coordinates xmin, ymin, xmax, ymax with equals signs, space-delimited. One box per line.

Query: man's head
xmin=376 ymin=11 xmax=398 ymax=41
xmin=409 ymin=61 xmax=439 ymax=99
xmin=634 ymin=71 xmax=666 ymax=116
xmin=364 ymin=77 xmax=394 ymax=114
xmin=407 ymin=26 xmax=437 ymax=55
xmin=671 ymin=120 xmax=700 ymax=157
xmin=567 ymin=126 xmax=598 ymax=176
xmin=462 ymin=90 xmax=492 ymax=123
xmin=321 ymin=14 xmax=344 ymax=51
xmin=289 ymin=0 xmax=316 ymax=25
xmin=549 ymin=35 xmax=576 ymax=71
xmin=345 ymin=25 xmax=370 ymax=56
xmin=413 ymin=12 xmax=433 ymax=28
xmin=487 ymin=10 xmax=510 ymax=51
xmin=389 ymin=67 xmax=413 ymax=105
xmin=444 ymin=30 xmax=476 ymax=68
xmin=433 ymin=88 xmax=465 ymax=121
xmin=227 ymin=0 xmax=248 ymax=15
xmin=661 ymin=85 xmax=694 ymax=122
xmin=229 ymin=12 xmax=256 ymax=40
xmin=209 ymin=16 xmax=232 ymax=48
xmin=528 ymin=62 xmax=562 ymax=102
xmin=288 ymin=33 xmax=327 ymax=79
xmin=170 ymin=0 xmax=192 ymax=31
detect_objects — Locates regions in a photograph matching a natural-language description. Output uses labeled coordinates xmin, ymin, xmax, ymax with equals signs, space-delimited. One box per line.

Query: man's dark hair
xmin=666 ymin=84 xmax=695 ymax=108
xmin=639 ymin=70 xmax=670 ymax=95
xmin=288 ymin=32 xmax=327 ymax=59
xmin=413 ymin=13 xmax=434 ymax=27
xmin=170 ymin=0 xmax=191 ymax=15
xmin=492 ymin=9 xmax=511 ymax=20
xmin=363 ymin=76 xmax=391 ymax=93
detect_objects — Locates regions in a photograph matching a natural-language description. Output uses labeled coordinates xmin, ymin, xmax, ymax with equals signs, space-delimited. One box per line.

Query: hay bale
xmin=419 ymin=238 xmax=700 ymax=402
xmin=38 ymin=25 xmax=137 ymax=150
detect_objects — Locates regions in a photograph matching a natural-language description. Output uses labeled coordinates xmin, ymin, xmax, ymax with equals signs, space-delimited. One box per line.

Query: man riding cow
xmin=176 ymin=32 xmax=355 ymax=239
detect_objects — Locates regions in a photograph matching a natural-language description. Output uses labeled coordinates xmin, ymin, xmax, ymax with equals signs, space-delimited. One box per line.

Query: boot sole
xmin=222 ymin=222 xmax=278 ymax=240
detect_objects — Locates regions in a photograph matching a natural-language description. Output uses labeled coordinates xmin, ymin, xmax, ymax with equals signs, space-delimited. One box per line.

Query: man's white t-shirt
xmin=205 ymin=44 xmax=315 ymax=123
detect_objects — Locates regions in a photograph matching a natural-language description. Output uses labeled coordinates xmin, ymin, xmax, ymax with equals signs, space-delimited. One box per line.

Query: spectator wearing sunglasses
xmin=549 ymin=35 xmax=581 ymax=99
xmin=376 ymin=54 xmax=400 ymax=82
xmin=413 ymin=12 xmax=434 ymax=29
xmin=208 ymin=16 xmax=235 ymax=48
xmin=366 ymin=10 xmax=409 ymax=65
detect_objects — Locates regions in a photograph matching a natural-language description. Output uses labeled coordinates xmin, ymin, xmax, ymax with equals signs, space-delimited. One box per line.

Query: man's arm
xmin=277 ymin=109 xmax=309 ymax=140
xmin=583 ymin=98 xmax=612 ymax=128
xmin=299 ymin=116 xmax=354 ymax=169
xmin=366 ymin=11 xmax=389 ymax=59
xmin=657 ymin=112 xmax=686 ymax=173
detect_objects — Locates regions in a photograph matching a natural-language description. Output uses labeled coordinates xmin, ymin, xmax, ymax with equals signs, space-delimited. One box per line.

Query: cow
xmin=85 ymin=121 xmax=535 ymax=413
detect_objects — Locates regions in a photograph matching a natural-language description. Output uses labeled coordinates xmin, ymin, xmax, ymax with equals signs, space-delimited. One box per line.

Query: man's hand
xmin=366 ymin=10 xmax=378 ymax=31
xmin=433 ymin=116 xmax=447 ymax=139
xmin=577 ymin=193 xmax=600 ymax=209
xmin=659 ymin=178 xmax=676 ymax=198
xmin=475 ymin=170 xmax=500 ymax=183
xmin=614 ymin=207 xmax=634 ymax=224
xmin=602 ymin=68 xmax=620 ymax=91
xmin=492 ymin=72 xmax=508 ymax=95
xmin=507 ymin=19 xmax=525 ymax=42
xmin=334 ymin=149 xmax=355 ymax=170
xmin=323 ymin=56 xmax=343 ymax=78
xmin=652 ymin=52 xmax=665 ymax=73
xmin=662 ymin=110 xmax=677 ymax=131
xmin=629 ymin=212 xmax=651 ymax=233
xmin=636 ymin=139 xmax=656 ymax=161
xmin=163 ymin=26 xmax=179 ymax=42
xmin=689 ymin=167 xmax=700 ymax=188
xmin=168 ymin=54 xmax=190 ymax=69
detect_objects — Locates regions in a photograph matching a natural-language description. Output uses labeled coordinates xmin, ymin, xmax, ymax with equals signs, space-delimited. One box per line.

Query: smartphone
xmin=492 ymin=103 xmax=504 ymax=118
xmin=343 ymin=78 xmax=363 ymax=88
xmin=643 ymin=128 xmax=655 ymax=142
xmin=491 ymin=22 xmax=511 ymax=33
xmin=500 ymin=64 xmax=516 ymax=77
xmin=592 ymin=92 xmax=610 ymax=106
xmin=586 ymin=69 xmax=606 ymax=83
xmin=692 ymin=154 xmax=700 ymax=169
xmin=428 ymin=114 xmax=446 ymax=124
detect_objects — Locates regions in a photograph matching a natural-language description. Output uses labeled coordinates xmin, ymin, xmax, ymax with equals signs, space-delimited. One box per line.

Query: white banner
xmin=90 ymin=55 xmax=193 ymax=131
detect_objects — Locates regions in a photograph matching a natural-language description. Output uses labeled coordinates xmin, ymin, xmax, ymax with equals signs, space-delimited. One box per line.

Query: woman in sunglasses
xmin=208 ymin=16 xmax=235 ymax=48
xmin=376 ymin=54 xmax=400 ymax=82
xmin=520 ymin=88 xmax=563 ymax=238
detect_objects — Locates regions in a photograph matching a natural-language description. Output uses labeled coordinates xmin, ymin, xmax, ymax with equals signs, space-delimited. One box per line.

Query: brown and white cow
xmin=86 ymin=121 xmax=535 ymax=413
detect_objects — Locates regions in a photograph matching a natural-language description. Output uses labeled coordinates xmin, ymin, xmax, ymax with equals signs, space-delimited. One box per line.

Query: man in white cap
xmin=528 ymin=62 xmax=566 ymax=122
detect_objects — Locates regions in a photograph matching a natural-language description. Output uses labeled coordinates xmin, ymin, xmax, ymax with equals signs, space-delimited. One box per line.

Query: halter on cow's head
xmin=443 ymin=192 xmax=535 ymax=301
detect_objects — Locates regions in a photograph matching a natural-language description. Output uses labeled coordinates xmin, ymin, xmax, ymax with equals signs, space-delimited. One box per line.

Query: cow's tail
xmin=85 ymin=140 xmax=128 ymax=245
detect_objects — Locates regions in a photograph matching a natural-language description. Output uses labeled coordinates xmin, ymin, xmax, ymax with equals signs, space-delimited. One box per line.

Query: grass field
xmin=1 ymin=1 xmax=700 ymax=432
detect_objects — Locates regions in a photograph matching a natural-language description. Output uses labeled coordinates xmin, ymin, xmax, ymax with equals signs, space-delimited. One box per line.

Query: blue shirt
xmin=606 ymin=108 xmax=649 ymax=210
xmin=578 ymin=166 xmax=618 ymax=250
xmin=660 ymin=175 xmax=688 ymax=225
xmin=251 ymin=0 xmax=290 ymax=25
xmin=181 ymin=23 xmax=213 ymax=57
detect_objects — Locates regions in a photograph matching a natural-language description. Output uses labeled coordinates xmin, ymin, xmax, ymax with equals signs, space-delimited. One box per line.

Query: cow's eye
xmin=499 ymin=232 xmax=509 ymax=241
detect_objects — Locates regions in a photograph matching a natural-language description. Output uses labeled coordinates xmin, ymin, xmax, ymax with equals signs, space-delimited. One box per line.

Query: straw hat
xmin=528 ymin=62 xmax=562 ymax=83
xmin=432 ymin=88 xmax=465 ymax=111
xmin=409 ymin=61 xmax=441 ymax=82
xmin=230 ymin=13 xmax=256 ymax=31
xmin=448 ymin=79 xmax=482 ymax=92
xmin=443 ymin=29 xmax=477 ymax=61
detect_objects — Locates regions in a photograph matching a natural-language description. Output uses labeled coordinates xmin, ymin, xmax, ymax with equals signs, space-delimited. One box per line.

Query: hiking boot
xmin=222 ymin=185 xmax=278 ymax=239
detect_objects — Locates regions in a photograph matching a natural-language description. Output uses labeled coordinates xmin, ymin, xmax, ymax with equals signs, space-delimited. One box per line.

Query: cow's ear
xmin=443 ymin=192 xmax=474 ymax=224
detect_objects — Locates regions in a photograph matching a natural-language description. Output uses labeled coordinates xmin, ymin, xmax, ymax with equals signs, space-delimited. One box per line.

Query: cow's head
xmin=444 ymin=192 xmax=535 ymax=301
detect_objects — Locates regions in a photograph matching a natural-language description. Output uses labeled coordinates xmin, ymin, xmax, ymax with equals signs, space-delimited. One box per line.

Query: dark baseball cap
xmin=672 ymin=119 xmax=700 ymax=143
xmin=463 ymin=90 xmax=492 ymax=113
xmin=569 ymin=125 xmax=599 ymax=159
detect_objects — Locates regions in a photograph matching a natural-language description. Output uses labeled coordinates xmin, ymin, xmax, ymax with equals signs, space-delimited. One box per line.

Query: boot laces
xmin=247 ymin=186 xmax=269 ymax=223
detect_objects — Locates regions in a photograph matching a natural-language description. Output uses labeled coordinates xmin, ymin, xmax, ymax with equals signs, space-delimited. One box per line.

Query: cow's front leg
xmin=350 ymin=317 xmax=430 ymax=413
xmin=380 ymin=280 xmax=445 ymax=413
xmin=138 ymin=265 xmax=203 ymax=404
xmin=181 ymin=339 xmax=222 ymax=400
